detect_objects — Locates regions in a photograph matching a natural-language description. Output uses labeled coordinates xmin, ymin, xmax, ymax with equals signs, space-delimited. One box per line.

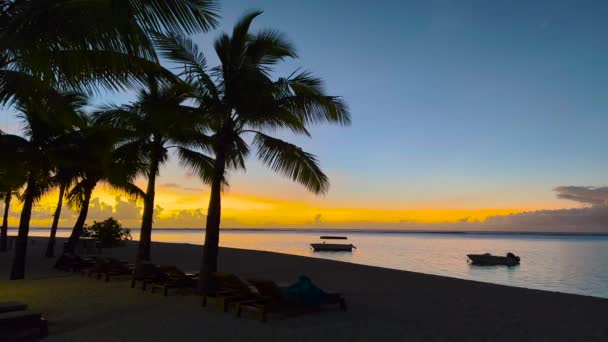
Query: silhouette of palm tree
xmin=155 ymin=10 xmax=351 ymax=292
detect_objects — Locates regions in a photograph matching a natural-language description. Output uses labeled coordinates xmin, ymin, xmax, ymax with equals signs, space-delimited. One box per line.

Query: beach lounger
xmin=0 ymin=310 xmax=48 ymax=341
xmin=0 ymin=301 xmax=28 ymax=314
xmin=237 ymin=278 xmax=346 ymax=322
xmin=80 ymin=257 xmax=106 ymax=278
xmin=202 ymin=273 xmax=265 ymax=312
xmin=81 ymin=258 xmax=134 ymax=281
xmin=147 ymin=266 xmax=198 ymax=296
xmin=100 ymin=258 xmax=136 ymax=282
xmin=54 ymin=253 xmax=94 ymax=272
xmin=131 ymin=263 xmax=164 ymax=291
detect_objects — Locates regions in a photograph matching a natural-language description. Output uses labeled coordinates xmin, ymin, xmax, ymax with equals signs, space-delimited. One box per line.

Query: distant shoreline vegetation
xmin=15 ymin=227 xmax=608 ymax=237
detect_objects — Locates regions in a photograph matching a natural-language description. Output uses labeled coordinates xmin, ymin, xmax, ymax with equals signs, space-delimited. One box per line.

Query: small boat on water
xmin=467 ymin=252 xmax=520 ymax=266
xmin=311 ymin=236 xmax=356 ymax=252
xmin=311 ymin=243 xmax=356 ymax=252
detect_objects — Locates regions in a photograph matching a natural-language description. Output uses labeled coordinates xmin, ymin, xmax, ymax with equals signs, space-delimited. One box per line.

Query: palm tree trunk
xmin=10 ymin=177 xmax=36 ymax=280
xmin=45 ymin=184 xmax=66 ymax=258
xmin=137 ymin=154 xmax=158 ymax=263
xmin=198 ymin=151 xmax=226 ymax=294
xmin=0 ymin=193 xmax=12 ymax=252
xmin=64 ymin=182 xmax=94 ymax=254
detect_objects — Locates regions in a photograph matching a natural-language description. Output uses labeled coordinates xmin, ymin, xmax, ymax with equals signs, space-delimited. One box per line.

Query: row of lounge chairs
xmin=129 ymin=264 xmax=347 ymax=321
xmin=203 ymin=273 xmax=347 ymax=322
xmin=55 ymin=254 xmax=135 ymax=282
xmin=55 ymin=253 xmax=347 ymax=322
xmin=131 ymin=264 xmax=198 ymax=296
xmin=0 ymin=301 xmax=48 ymax=341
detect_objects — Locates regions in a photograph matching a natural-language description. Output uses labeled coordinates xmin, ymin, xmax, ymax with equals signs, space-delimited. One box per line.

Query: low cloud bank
xmin=4 ymin=185 xmax=608 ymax=232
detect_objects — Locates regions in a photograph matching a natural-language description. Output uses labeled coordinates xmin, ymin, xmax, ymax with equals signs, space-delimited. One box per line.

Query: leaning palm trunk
xmin=0 ymin=193 xmax=11 ymax=252
xmin=64 ymin=183 xmax=94 ymax=254
xmin=10 ymin=177 xmax=36 ymax=279
xmin=45 ymin=184 xmax=66 ymax=258
xmin=137 ymin=155 xmax=159 ymax=263
xmin=198 ymin=152 xmax=226 ymax=294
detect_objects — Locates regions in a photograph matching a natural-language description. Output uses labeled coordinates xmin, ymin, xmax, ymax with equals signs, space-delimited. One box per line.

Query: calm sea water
xmin=24 ymin=228 xmax=608 ymax=299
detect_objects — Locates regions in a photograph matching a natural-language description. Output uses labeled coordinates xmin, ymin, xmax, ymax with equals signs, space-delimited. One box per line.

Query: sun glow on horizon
xmin=1 ymin=184 xmax=533 ymax=229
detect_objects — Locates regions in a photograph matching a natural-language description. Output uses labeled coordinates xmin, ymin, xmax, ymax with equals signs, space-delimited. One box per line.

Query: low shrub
xmin=82 ymin=217 xmax=131 ymax=247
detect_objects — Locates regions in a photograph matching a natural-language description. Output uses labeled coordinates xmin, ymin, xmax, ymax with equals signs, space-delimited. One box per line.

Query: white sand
xmin=1 ymin=237 xmax=607 ymax=341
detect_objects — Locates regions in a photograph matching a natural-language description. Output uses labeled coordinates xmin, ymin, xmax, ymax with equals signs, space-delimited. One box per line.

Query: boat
xmin=310 ymin=243 xmax=356 ymax=252
xmin=319 ymin=236 xmax=347 ymax=240
xmin=467 ymin=252 xmax=520 ymax=266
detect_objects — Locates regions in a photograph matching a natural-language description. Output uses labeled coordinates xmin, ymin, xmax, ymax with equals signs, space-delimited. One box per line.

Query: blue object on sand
xmin=283 ymin=275 xmax=329 ymax=304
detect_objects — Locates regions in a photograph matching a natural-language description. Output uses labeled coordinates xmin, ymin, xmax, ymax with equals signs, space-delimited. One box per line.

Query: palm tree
xmin=0 ymin=133 xmax=27 ymax=252
xmin=94 ymin=78 xmax=204 ymax=262
xmin=154 ymin=11 xmax=351 ymax=292
xmin=63 ymin=119 xmax=144 ymax=254
xmin=3 ymin=91 xmax=85 ymax=279
xmin=44 ymin=166 xmax=78 ymax=258
xmin=0 ymin=154 xmax=26 ymax=252
xmin=0 ymin=190 xmax=16 ymax=252
xmin=0 ymin=0 xmax=220 ymax=94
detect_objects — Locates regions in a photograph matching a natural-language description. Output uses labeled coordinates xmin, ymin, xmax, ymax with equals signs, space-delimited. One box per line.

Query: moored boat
xmin=311 ymin=243 xmax=356 ymax=252
xmin=467 ymin=252 xmax=520 ymax=266
xmin=319 ymin=236 xmax=347 ymax=240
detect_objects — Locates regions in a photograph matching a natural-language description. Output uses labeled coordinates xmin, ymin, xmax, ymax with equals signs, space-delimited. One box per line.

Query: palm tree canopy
xmin=0 ymin=0 xmax=220 ymax=92
xmin=64 ymin=118 xmax=145 ymax=210
xmin=154 ymin=11 xmax=351 ymax=194
xmin=0 ymin=132 xmax=27 ymax=196
xmin=94 ymin=78 xmax=213 ymax=180
xmin=0 ymin=90 xmax=86 ymax=202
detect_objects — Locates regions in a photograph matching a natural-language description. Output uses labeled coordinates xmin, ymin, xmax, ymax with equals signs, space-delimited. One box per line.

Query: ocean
xmin=21 ymin=228 xmax=608 ymax=299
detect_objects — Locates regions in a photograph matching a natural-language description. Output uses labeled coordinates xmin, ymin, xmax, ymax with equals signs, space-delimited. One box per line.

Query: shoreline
xmin=1 ymin=237 xmax=608 ymax=341
xmin=14 ymin=227 xmax=608 ymax=237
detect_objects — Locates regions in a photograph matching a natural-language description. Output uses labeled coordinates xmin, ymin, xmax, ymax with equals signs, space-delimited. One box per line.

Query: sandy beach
xmin=1 ymin=237 xmax=607 ymax=342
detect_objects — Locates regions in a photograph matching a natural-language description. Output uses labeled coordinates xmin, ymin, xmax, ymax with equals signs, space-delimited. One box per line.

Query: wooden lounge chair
xmin=80 ymin=257 xmax=106 ymax=278
xmin=131 ymin=263 xmax=164 ymax=291
xmin=0 ymin=310 xmax=48 ymax=341
xmin=147 ymin=266 xmax=198 ymax=296
xmin=201 ymin=273 xmax=265 ymax=312
xmin=100 ymin=258 xmax=135 ymax=282
xmin=0 ymin=301 xmax=28 ymax=314
xmin=81 ymin=258 xmax=134 ymax=281
xmin=236 ymin=279 xmax=346 ymax=322
xmin=54 ymin=253 xmax=94 ymax=272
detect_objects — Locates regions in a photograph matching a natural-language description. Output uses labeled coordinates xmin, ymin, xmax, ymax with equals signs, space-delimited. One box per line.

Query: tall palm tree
xmin=44 ymin=166 xmax=78 ymax=258
xmin=154 ymin=11 xmax=351 ymax=292
xmin=3 ymin=90 xmax=85 ymax=279
xmin=63 ymin=119 xmax=144 ymax=254
xmin=0 ymin=0 xmax=220 ymax=94
xmin=94 ymin=78 xmax=205 ymax=262
xmin=0 ymin=151 xmax=26 ymax=252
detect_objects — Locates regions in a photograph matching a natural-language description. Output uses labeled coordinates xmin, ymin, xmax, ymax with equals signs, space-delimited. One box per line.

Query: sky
xmin=2 ymin=0 xmax=608 ymax=231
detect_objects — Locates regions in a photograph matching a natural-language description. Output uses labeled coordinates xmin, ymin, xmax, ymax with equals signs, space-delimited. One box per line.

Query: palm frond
xmin=253 ymin=133 xmax=328 ymax=194
xmin=130 ymin=0 xmax=220 ymax=35
xmin=176 ymin=147 xmax=215 ymax=184
xmin=153 ymin=32 xmax=218 ymax=98
xmin=275 ymin=71 xmax=351 ymax=126
xmin=246 ymin=29 xmax=297 ymax=68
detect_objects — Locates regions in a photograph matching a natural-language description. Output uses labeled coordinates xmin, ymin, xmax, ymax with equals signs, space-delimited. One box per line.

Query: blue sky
xmin=2 ymin=0 xmax=608 ymax=225
xmin=197 ymin=0 xmax=608 ymax=209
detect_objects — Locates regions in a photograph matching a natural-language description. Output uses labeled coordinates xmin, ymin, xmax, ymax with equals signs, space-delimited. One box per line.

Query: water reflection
xmin=26 ymin=229 xmax=608 ymax=298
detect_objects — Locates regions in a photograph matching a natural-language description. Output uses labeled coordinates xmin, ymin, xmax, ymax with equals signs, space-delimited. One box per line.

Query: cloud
xmin=160 ymin=183 xmax=201 ymax=192
xmin=161 ymin=183 xmax=181 ymax=189
xmin=554 ymin=186 xmax=608 ymax=207
xmin=5 ymin=184 xmax=608 ymax=233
